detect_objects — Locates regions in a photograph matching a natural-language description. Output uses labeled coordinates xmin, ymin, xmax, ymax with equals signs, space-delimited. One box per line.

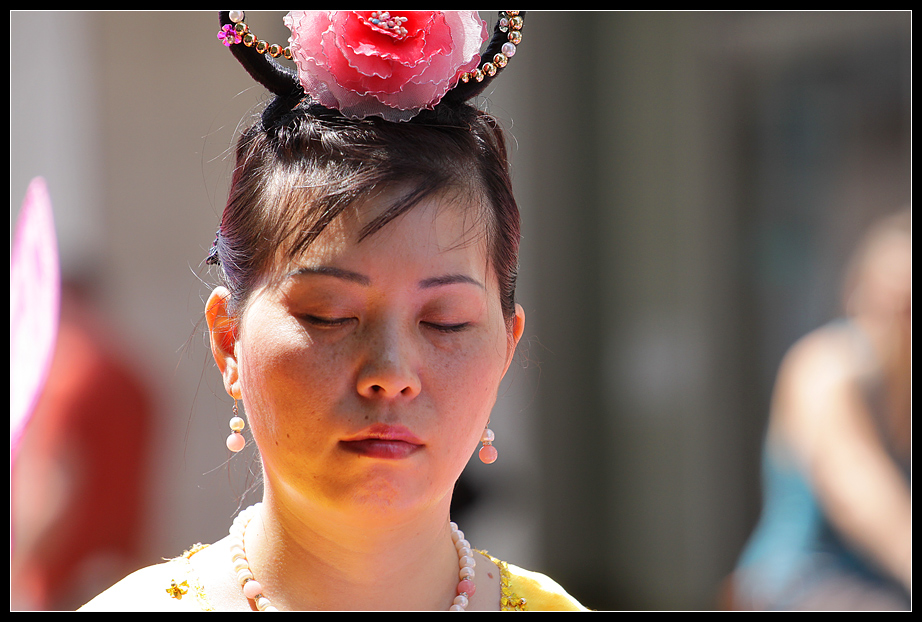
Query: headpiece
xmin=216 ymin=10 xmax=525 ymax=122
xmin=207 ymin=11 xmax=525 ymax=266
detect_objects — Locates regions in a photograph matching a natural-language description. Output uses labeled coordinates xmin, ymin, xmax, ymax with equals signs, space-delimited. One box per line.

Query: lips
xmin=340 ymin=424 xmax=424 ymax=459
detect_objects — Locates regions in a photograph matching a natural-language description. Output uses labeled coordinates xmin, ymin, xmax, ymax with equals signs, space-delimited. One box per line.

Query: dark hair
xmin=208 ymin=12 xmax=524 ymax=325
xmin=209 ymin=100 xmax=521 ymax=324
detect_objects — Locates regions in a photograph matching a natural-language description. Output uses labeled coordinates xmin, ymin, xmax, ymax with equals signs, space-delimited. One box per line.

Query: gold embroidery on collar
xmin=167 ymin=543 xmax=529 ymax=611
xmin=165 ymin=543 xmax=214 ymax=610
xmin=181 ymin=543 xmax=210 ymax=558
xmin=166 ymin=579 xmax=189 ymax=599
xmin=478 ymin=550 xmax=528 ymax=611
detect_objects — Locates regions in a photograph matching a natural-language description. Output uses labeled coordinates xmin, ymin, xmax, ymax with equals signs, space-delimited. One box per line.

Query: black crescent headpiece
xmin=217 ymin=11 xmax=525 ymax=121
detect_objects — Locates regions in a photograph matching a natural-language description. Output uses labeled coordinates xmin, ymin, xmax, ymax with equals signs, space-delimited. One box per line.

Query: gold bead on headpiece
xmin=460 ymin=11 xmax=524 ymax=84
xmin=217 ymin=10 xmax=292 ymax=60
xmin=217 ymin=11 xmax=524 ymax=82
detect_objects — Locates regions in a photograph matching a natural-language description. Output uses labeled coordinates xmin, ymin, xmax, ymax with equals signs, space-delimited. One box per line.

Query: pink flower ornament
xmin=284 ymin=11 xmax=489 ymax=122
xmin=218 ymin=23 xmax=242 ymax=47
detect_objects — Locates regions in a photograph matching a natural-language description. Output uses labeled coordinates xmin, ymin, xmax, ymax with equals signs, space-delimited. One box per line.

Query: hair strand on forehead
xmin=210 ymin=102 xmax=520 ymax=325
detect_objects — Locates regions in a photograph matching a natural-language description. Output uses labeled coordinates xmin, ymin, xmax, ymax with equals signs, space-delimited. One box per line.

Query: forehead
xmin=279 ymin=186 xmax=492 ymax=278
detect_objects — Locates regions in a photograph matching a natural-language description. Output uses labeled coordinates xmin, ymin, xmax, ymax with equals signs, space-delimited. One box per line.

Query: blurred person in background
xmin=11 ymin=282 xmax=154 ymax=611
xmin=732 ymin=209 xmax=911 ymax=610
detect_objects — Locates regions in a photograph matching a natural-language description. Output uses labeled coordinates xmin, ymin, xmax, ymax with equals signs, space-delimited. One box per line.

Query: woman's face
xmin=210 ymin=188 xmax=524 ymax=521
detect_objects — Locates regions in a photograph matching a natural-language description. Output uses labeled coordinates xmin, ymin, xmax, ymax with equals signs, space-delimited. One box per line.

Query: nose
xmin=355 ymin=324 xmax=421 ymax=400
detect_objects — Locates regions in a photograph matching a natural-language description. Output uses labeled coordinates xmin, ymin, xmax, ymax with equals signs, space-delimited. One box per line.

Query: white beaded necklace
xmin=228 ymin=503 xmax=478 ymax=611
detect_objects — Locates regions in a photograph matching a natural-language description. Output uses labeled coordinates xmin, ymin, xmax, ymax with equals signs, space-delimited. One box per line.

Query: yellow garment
xmin=82 ymin=544 xmax=588 ymax=611
xmin=479 ymin=551 xmax=588 ymax=611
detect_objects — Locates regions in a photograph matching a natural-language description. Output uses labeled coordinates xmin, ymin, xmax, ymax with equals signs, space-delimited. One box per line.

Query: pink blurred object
xmin=10 ymin=177 xmax=61 ymax=461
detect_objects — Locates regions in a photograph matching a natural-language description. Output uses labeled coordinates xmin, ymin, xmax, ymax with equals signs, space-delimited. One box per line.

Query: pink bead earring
xmin=478 ymin=424 xmax=497 ymax=464
xmin=226 ymin=399 xmax=246 ymax=453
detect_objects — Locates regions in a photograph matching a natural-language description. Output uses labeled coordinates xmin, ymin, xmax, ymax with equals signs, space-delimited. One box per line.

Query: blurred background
xmin=10 ymin=11 xmax=910 ymax=611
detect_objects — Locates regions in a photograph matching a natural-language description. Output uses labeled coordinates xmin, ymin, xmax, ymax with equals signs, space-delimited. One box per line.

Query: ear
xmin=503 ymin=303 xmax=526 ymax=375
xmin=205 ymin=286 xmax=242 ymax=400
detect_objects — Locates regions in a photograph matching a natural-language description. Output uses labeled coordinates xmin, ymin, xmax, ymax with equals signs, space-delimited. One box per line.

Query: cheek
xmin=426 ymin=332 xmax=509 ymax=429
xmin=237 ymin=320 xmax=337 ymax=441
xmin=428 ymin=351 xmax=504 ymax=478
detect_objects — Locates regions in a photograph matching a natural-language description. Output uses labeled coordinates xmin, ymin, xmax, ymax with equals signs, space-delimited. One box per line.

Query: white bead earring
xmin=226 ymin=399 xmax=246 ymax=452
xmin=478 ymin=424 xmax=497 ymax=464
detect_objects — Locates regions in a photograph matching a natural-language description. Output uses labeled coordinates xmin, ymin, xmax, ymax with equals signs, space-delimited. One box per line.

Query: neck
xmin=851 ymin=313 xmax=911 ymax=458
xmin=242 ymin=487 xmax=463 ymax=611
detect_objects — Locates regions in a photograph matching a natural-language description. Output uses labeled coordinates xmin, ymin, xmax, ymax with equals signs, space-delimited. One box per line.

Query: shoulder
xmin=780 ymin=323 xmax=857 ymax=383
xmin=482 ymin=553 xmax=590 ymax=611
xmin=79 ymin=545 xmax=214 ymax=612
xmin=770 ymin=321 xmax=885 ymax=464
xmin=772 ymin=323 xmax=862 ymax=425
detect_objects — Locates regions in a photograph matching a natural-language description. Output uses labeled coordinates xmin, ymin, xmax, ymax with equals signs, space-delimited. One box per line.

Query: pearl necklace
xmin=228 ymin=503 xmax=477 ymax=611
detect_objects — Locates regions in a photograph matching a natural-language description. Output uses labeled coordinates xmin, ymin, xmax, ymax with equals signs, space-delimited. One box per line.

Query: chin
xmin=333 ymin=472 xmax=453 ymax=523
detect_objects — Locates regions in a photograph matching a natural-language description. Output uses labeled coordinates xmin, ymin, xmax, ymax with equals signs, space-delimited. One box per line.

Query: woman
xmin=81 ymin=11 xmax=587 ymax=611
xmin=732 ymin=210 xmax=911 ymax=610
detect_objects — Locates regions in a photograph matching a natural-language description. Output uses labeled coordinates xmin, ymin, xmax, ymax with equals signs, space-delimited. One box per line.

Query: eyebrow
xmin=288 ymin=266 xmax=483 ymax=290
xmin=287 ymin=266 xmax=371 ymax=286
xmin=418 ymin=274 xmax=485 ymax=290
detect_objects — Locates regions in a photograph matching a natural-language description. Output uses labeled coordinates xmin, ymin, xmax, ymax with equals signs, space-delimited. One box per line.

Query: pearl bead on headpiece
xmin=218 ymin=10 xmax=293 ymax=60
xmin=459 ymin=12 xmax=523 ymax=85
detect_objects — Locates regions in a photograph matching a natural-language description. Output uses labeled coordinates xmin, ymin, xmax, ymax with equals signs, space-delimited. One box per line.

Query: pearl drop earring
xmin=479 ymin=424 xmax=497 ymax=464
xmin=226 ymin=399 xmax=246 ymax=452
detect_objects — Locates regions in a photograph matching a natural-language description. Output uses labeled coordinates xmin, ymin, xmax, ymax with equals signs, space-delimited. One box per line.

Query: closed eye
xmin=302 ymin=315 xmax=354 ymax=328
xmin=423 ymin=321 xmax=470 ymax=334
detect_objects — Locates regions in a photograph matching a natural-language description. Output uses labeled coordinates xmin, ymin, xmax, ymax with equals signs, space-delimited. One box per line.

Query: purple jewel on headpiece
xmin=218 ymin=24 xmax=241 ymax=47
